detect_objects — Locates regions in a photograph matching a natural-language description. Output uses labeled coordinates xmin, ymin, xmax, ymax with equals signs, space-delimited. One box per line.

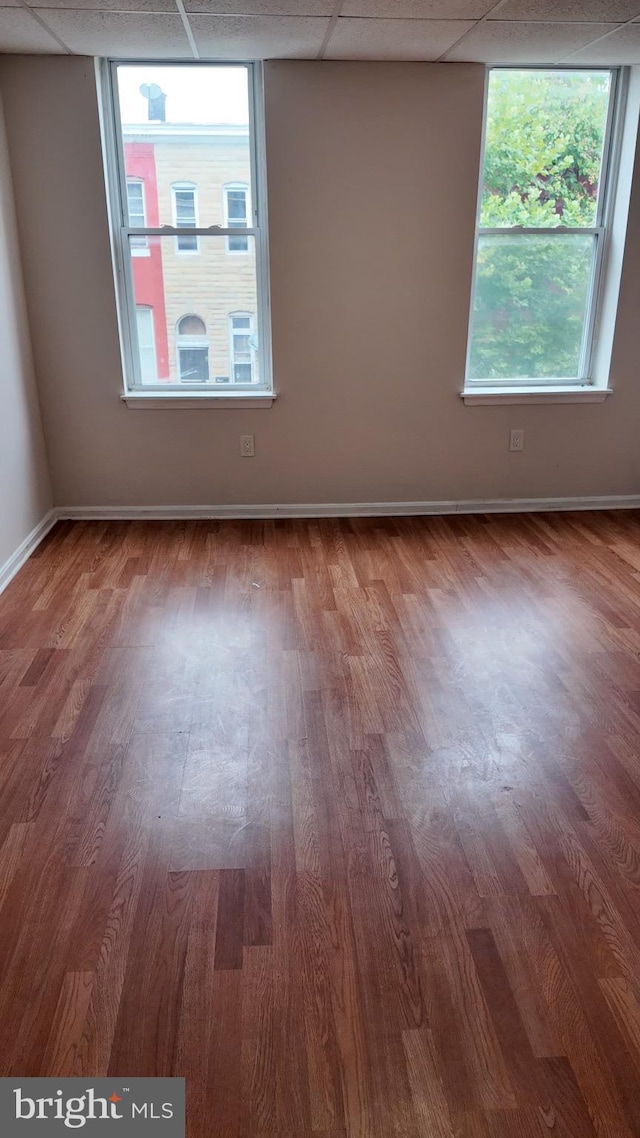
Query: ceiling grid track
xmin=15 ymin=0 xmax=72 ymax=53
xmin=318 ymin=0 xmax=346 ymax=60
xmin=557 ymin=7 xmax=640 ymax=63
xmin=173 ymin=0 xmax=200 ymax=59
xmin=436 ymin=0 xmax=509 ymax=62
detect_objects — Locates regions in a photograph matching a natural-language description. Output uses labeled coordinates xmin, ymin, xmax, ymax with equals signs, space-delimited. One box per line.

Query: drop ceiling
xmin=1 ymin=0 xmax=640 ymax=63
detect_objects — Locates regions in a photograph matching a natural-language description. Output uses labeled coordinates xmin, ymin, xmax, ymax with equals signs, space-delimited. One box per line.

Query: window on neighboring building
xmin=136 ymin=306 xmax=157 ymax=383
xmin=127 ymin=180 xmax=147 ymax=254
xmin=172 ymin=184 xmax=198 ymax=253
xmin=105 ymin=62 xmax=271 ymax=397
xmin=177 ymin=314 xmax=209 ymax=382
xmin=229 ymin=313 xmax=256 ymax=383
xmin=465 ymin=68 xmax=620 ymax=391
xmin=224 ymin=184 xmax=249 ymax=253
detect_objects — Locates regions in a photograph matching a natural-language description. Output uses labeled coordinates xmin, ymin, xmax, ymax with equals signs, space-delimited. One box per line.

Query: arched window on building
xmin=177 ymin=314 xmax=209 ymax=382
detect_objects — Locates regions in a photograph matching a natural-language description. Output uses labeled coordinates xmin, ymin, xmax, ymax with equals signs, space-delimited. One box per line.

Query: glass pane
xmin=468 ymin=233 xmax=595 ymax=381
xmin=116 ymin=64 xmax=252 ymax=229
xmin=177 ymin=234 xmax=199 ymax=253
xmin=128 ymin=234 xmax=260 ymax=386
xmin=228 ymin=233 xmax=249 ymax=253
xmin=480 ymin=70 xmax=612 ymax=228
xmin=174 ymin=190 xmax=196 ymax=225
xmin=227 ymin=190 xmax=247 ymax=220
xmin=179 ymin=347 xmax=209 ymax=382
xmin=127 ymin=182 xmax=147 ymax=251
xmin=178 ymin=314 xmax=205 ymax=335
xmin=127 ymin=181 xmax=144 ymax=225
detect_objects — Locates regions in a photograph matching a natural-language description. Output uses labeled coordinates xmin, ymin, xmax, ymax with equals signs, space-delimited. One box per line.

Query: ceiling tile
xmin=186 ymin=0 xmax=332 ymax=13
xmin=32 ymin=10 xmax=192 ymax=54
xmin=0 ymin=7 xmax=64 ymax=49
xmin=35 ymin=0 xmax=177 ymax=11
xmin=341 ymin=0 xmax=492 ymax=16
xmin=326 ymin=15 xmax=474 ymax=57
xmin=491 ymin=0 xmax=640 ymax=21
xmin=562 ymin=22 xmax=640 ymax=60
xmin=445 ymin=19 xmax=619 ymax=60
xmin=189 ymin=14 xmax=329 ymax=56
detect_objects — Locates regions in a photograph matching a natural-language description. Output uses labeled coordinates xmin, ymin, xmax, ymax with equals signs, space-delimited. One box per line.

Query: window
xmin=105 ymin=62 xmax=271 ymax=396
xmin=465 ymin=68 xmax=619 ymax=391
xmin=229 ymin=313 xmax=256 ymax=383
xmin=127 ymin=180 xmax=147 ymax=254
xmin=177 ymin=314 xmax=209 ymax=382
xmin=224 ymin=184 xmax=249 ymax=253
xmin=136 ymin=306 xmax=157 ymax=382
xmin=172 ymin=184 xmax=198 ymax=253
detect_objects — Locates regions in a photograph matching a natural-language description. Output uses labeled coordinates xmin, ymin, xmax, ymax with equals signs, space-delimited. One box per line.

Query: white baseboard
xmin=56 ymin=495 xmax=640 ymax=521
xmin=0 ymin=509 xmax=57 ymax=596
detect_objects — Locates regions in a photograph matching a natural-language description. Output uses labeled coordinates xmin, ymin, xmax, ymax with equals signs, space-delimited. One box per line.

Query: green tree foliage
xmin=469 ymin=70 xmax=611 ymax=380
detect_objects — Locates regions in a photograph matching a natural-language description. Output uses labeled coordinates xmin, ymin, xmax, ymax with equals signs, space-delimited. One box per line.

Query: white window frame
xmin=224 ymin=183 xmax=250 ymax=254
xmin=463 ymin=66 xmax=624 ymax=398
xmin=229 ymin=311 xmax=257 ymax=384
xmin=100 ymin=59 xmax=274 ymax=401
xmin=171 ymin=182 xmax=199 ymax=255
xmin=176 ymin=314 xmax=209 ymax=383
xmin=127 ymin=178 xmax=149 ymax=256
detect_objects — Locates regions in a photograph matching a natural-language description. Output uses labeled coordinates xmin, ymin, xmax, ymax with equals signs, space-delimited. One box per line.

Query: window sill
xmin=121 ymin=391 xmax=276 ymax=409
xmin=461 ymin=387 xmax=613 ymax=406
xmin=121 ymin=391 xmax=274 ymax=409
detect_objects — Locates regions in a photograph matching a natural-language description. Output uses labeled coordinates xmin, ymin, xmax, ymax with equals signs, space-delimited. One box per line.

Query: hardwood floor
xmin=3 ymin=513 xmax=640 ymax=1135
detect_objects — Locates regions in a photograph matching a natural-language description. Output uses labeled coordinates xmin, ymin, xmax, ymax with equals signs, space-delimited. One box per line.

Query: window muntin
xmin=466 ymin=68 xmax=618 ymax=387
xmin=229 ymin=312 xmax=256 ymax=383
xmin=107 ymin=62 xmax=271 ymax=394
xmin=172 ymin=184 xmax=198 ymax=254
xmin=224 ymin=184 xmax=249 ymax=253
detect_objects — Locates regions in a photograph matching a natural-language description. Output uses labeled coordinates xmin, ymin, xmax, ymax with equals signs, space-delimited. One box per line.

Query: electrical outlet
xmin=240 ymin=434 xmax=255 ymax=457
xmin=509 ymin=429 xmax=524 ymax=453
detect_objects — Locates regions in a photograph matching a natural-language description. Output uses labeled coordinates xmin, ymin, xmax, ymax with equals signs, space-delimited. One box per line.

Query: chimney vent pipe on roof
xmin=139 ymin=82 xmax=166 ymax=123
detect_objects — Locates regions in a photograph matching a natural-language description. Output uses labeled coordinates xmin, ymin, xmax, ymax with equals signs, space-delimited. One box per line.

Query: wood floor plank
xmin=41 ymin=971 xmax=95 ymax=1077
xmin=214 ymin=868 xmax=246 ymax=971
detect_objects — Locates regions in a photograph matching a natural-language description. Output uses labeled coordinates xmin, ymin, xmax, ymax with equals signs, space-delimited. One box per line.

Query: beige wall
xmin=1 ymin=56 xmax=640 ymax=509
xmin=0 ymin=86 xmax=51 ymax=572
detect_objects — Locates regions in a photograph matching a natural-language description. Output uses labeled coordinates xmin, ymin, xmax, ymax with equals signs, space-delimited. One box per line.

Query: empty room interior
xmin=8 ymin=1 xmax=640 ymax=1135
